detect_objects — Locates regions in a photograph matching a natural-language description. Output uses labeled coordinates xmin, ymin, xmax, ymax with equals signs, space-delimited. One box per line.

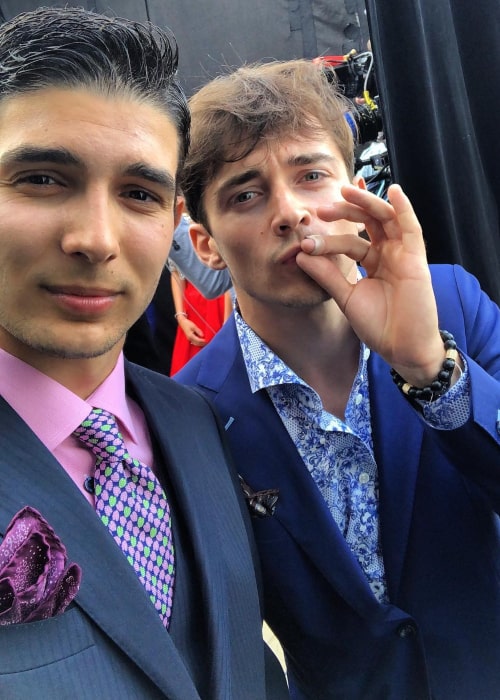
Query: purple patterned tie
xmin=74 ymin=407 xmax=174 ymax=627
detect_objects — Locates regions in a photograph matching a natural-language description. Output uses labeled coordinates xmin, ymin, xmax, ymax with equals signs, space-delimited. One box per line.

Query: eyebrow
xmin=288 ymin=152 xmax=339 ymax=168
xmin=0 ymin=146 xmax=80 ymax=167
xmin=125 ymin=162 xmax=176 ymax=194
xmin=0 ymin=146 xmax=176 ymax=193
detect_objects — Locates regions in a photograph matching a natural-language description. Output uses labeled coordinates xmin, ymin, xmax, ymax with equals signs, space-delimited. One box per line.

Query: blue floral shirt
xmin=235 ymin=310 xmax=470 ymax=603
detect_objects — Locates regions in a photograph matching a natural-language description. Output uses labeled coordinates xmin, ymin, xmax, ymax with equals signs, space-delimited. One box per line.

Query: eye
xmin=16 ymin=173 xmax=59 ymax=186
xmin=125 ymin=188 xmax=159 ymax=203
xmin=234 ymin=190 xmax=258 ymax=204
xmin=303 ymin=171 xmax=323 ymax=182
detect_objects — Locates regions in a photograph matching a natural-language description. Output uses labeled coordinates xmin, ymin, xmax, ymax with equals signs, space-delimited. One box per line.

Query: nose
xmin=270 ymin=185 xmax=312 ymax=236
xmin=60 ymin=191 xmax=120 ymax=263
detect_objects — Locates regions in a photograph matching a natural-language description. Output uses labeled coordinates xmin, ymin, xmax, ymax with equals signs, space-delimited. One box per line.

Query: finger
xmin=319 ymin=184 xmax=395 ymax=220
xmin=301 ymin=233 xmax=370 ymax=262
xmin=317 ymin=201 xmax=383 ymax=225
xmin=318 ymin=184 xmax=424 ymax=249
xmin=296 ymin=251 xmax=354 ymax=313
xmin=342 ymin=183 xmax=424 ymax=250
xmin=317 ymin=205 xmax=396 ymax=245
xmin=386 ymin=184 xmax=425 ymax=255
xmin=321 ymin=195 xmax=398 ymax=244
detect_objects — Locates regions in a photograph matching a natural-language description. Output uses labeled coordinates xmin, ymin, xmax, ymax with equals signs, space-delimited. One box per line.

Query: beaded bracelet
xmin=390 ymin=330 xmax=458 ymax=402
xmin=174 ymin=311 xmax=188 ymax=319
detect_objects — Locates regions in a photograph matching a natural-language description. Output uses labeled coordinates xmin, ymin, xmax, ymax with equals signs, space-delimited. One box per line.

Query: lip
xmin=43 ymin=285 xmax=121 ymax=314
xmin=277 ymin=245 xmax=302 ymax=265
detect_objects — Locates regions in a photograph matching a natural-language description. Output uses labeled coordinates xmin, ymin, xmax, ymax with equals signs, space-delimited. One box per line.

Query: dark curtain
xmin=365 ymin=0 xmax=500 ymax=304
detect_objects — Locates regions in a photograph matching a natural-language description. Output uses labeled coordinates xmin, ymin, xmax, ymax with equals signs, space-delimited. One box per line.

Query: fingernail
xmin=305 ymin=235 xmax=324 ymax=254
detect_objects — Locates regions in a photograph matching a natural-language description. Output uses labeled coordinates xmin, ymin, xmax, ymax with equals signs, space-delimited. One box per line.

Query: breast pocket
xmin=0 ymin=606 xmax=163 ymax=700
xmin=0 ymin=606 xmax=96 ymax=699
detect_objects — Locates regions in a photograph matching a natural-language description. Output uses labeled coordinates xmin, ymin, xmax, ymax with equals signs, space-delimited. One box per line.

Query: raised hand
xmin=296 ymin=183 xmax=446 ymax=386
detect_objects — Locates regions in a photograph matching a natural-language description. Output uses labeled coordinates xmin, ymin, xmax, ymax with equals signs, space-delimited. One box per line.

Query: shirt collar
xmin=235 ymin=306 xmax=370 ymax=398
xmin=0 ymin=350 xmax=138 ymax=451
xmin=235 ymin=309 xmax=306 ymax=393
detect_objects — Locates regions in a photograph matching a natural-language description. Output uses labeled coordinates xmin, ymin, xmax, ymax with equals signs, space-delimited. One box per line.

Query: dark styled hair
xmin=181 ymin=59 xmax=354 ymax=227
xmin=0 ymin=6 xmax=190 ymax=176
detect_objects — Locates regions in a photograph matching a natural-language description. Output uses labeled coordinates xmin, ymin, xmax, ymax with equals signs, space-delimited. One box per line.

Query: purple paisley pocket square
xmin=0 ymin=506 xmax=82 ymax=625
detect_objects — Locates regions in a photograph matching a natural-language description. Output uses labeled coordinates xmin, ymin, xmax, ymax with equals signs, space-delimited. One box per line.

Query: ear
xmin=189 ymin=223 xmax=228 ymax=270
xmin=173 ymin=196 xmax=184 ymax=229
xmin=352 ymin=174 xmax=367 ymax=190
xmin=352 ymin=175 xmax=368 ymax=233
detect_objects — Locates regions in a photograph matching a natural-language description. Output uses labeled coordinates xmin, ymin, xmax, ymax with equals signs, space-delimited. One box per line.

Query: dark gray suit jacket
xmin=0 ymin=361 xmax=287 ymax=699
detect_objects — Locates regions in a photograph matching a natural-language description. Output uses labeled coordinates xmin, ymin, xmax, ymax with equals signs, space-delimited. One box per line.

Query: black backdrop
xmin=0 ymin=0 xmax=369 ymax=96
xmin=365 ymin=0 xmax=500 ymax=304
xmin=1 ymin=0 xmax=499 ymax=303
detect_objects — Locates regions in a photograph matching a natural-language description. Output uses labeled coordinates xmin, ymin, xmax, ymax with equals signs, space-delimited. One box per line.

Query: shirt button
xmin=397 ymin=622 xmax=417 ymax=638
xmin=359 ymin=472 xmax=370 ymax=484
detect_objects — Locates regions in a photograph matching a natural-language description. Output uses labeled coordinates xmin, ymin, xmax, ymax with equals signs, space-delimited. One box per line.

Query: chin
xmin=280 ymin=289 xmax=330 ymax=309
xmin=280 ymin=276 xmax=330 ymax=307
xmin=31 ymin=342 xmax=117 ymax=360
xmin=24 ymin=327 xmax=125 ymax=360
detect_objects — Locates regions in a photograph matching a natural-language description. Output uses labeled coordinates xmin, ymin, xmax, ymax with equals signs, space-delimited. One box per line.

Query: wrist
xmin=391 ymin=334 xmax=446 ymax=388
xmin=174 ymin=311 xmax=188 ymax=322
xmin=391 ymin=330 xmax=458 ymax=402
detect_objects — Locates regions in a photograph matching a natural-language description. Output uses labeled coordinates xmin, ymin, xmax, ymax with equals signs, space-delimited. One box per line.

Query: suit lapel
xmin=193 ymin=325 xmax=379 ymax=615
xmin=126 ymin=364 xmax=267 ymax=698
xmin=0 ymin=396 xmax=201 ymax=700
xmin=369 ymin=352 xmax=423 ymax=600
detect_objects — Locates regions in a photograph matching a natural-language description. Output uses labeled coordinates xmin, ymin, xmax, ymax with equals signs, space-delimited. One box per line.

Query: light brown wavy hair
xmin=181 ymin=58 xmax=356 ymax=229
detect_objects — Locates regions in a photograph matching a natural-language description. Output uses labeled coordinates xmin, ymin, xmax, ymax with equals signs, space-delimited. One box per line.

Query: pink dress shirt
xmin=0 ymin=350 xmax=154 ymax=505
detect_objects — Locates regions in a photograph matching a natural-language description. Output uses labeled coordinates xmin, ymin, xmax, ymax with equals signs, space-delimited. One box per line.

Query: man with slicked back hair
xmin=0 ymin=9 xmax=288 ymax=699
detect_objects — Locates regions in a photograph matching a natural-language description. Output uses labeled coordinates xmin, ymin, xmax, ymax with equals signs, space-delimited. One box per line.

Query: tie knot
xmin=73 ymin=407 xmax=128 ymax=463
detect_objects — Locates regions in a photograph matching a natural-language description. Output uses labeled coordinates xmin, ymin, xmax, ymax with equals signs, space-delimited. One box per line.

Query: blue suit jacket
xmin=0 ymin=362 xmax=288 ymax=699
xmin=176 ymin=265 xmax=500 ymax=700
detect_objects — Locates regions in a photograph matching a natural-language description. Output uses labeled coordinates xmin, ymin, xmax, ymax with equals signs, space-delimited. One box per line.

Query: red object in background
xmin=170 ymin=280 xmax=226 ymax=374
xmin=312 ymin=55 xmax=347 ymax=67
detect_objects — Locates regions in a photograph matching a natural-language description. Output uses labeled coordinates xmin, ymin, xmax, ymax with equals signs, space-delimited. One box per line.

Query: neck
xmin=239 ymin=299 xmax=361 ymax=418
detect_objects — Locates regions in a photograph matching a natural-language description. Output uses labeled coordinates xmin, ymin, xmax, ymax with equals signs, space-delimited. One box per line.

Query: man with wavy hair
xmin=176 ymin=58 xmax=500 ymax=699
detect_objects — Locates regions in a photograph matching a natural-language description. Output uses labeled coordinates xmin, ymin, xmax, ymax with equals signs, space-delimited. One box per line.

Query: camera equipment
xmin=315 ymin=51 xmax=383 ymax=144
